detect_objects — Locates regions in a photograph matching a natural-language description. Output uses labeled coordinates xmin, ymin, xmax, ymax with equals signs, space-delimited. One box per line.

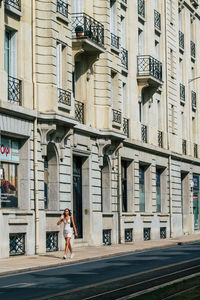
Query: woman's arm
xmin=71 ymin=217 xmax=78 ymax=237
xmin=57 ymin=215 xmax=64 ymax=225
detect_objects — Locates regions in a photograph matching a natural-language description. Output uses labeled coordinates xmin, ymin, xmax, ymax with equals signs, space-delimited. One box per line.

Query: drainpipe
xmin=118 ymin=144 xmax=123 ymax=244
xmin=164 ymin=0 xmax=173 ymax=238
xmin=32 ymin=0 xmax=39 ymax=254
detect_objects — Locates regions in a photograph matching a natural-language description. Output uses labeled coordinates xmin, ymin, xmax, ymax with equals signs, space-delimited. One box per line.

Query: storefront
xmin=0 ymin=137 xmax=19 ymax=208
xmin=193 ymin=175 xmax=200 ymax=230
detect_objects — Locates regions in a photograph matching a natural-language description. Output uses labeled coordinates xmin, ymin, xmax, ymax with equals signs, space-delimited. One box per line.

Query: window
xmin=139 ymin=166 xmax=145 ymax=212
xmin=110 ymin=0 xmax=117 ymax=34
xmin=121 ymin=160 xmax=127 ymax=212
xmin=170 ymin=49 xmax=174 ymax=78
xmin=57 ymin=43 xmax=66 ymax=89
xmin=156 ymin=169 xmax=161 ymax=212
xmin=4 ymin=30 xmax=17 ymax=77
xmin=155 ymin=41 xmax=159 ymax=59
xmin=138 ymin=29 xmax=143 ymax=55
xmin=179 ymin=58 xmax=183 ymax=83
xmin=111 ymin=71 xmax=118 ymax=106
xmin=44 ymin=157 xmax=48 ymax=209
xmin=121 ymin=16 xmax=125 ymax=48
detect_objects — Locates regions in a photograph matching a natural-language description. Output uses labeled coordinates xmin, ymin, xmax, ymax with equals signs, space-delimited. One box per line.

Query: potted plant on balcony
xmin=75 ymin=25 xmax=84 ymax=37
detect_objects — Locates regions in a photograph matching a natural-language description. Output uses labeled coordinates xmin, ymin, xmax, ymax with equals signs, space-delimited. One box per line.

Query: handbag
xmin=70 ymin=217 xmax=73 ymax=228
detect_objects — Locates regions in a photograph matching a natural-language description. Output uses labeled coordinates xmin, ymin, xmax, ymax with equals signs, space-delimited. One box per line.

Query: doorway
xmin=73 ymin=156 xmax=83 ymax=238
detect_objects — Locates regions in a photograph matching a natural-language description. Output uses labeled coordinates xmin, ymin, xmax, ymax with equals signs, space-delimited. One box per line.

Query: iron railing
xmin=112 ymin=109 xmax=121 ymax=124
xmin=75 ymin=100 xmax=84 ymax=124
xmin=9 ymin=233 xmax=25 ymax=256
xmin=180 ymin=83 xmax=185 ymax=103
xmin=57 ymin=0 xmax=68 ymax=18
xmin=103 ymin=229 xmax=111 ymax=245
xmin=58 ymin=88 xmax=71 ymax=106
xmin=46 ymin=232 xmax=59 ymax=252
xmin=137 ymin=55 xmax=162 ymax=81
xmin=138 ymin=0 xmax=145 ymax=18
xmin=8 ymin=75 xmax=22 ymax=105
xmin=72 ymin=13 xmax=104 ymax=47
xmin=160 ymin=227 xmax=166 ymax=239
xmin=111 ymin=33 xmax=119 ymax=49
xmin=122 ymin=0 xmax=127 ymax=4
xmin=141 ymin=124 xmax=147 ymax=143
xmin=154 ymin=9 xmax=161 ymax=31
xmin=179 ymin=31 xmax=184 ymax=49
xmin=123 ymin=117 xmax=129 ymax=136
xmin=144 ymin=228 xmax=151 ymax=240
xmin=191 ymin=41 xmax=196 ymax=58
xmin=182 ymin=139 xmax=187 ymax=155
xmin=194 ymin=143 xmax=198 ymax=158
xmin=191 ymin=90 xmax=197 ymax=110
xmin=121 ymin=47 xmax=128 ymax=69
xmin=158 ymin=130 xmax=163 ymax=147
xmin=191 ymin=0 xmax=199 ymax=8
xmin=125 ymin=229 xmax=133 ymax=242
xmin=5 ymin=0 xmax=21 ymax=11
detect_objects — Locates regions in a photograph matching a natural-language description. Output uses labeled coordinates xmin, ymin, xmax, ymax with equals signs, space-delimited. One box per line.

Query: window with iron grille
xmin=137 ymin=55 xmax=162 ymax=82
xmin=125 ymin=229 xmax=133 ymax=242
xmin=158 ymin=130 xmax=163 ymax=147
xmin=112 ymin=109 xmax=121 ymax=124
xmin=141 ymin=124 xmax=147 ymax=143
xmin=46 ymin=232 xmax=59 ymax=252
xmin=180 ymin=83 xmax=185 ymax=103
xmin=191 ymin=90 xmax=196 ymax=111
xmin=179 ymin=31 xmax=184 ymax=49
xmin=194 ymin=143 xmax=198 ymax=158
xmin=138 ymin=0 xmax=145 ymax=18
xmin=103 ymin=229 xmax=111 ymax=245
xmin=123 ymin=118 xmax=129 ymax=137
xmin=182 ymin=139 xmax=187 ymax=155
xmin=75 ymin=100 xmax=84 ymax=124
xmin=57 ymin=0 xmax=68 ymax=18
xmin=160 ymin=227 xmax=166 ymax=239
xmin=58 ymin=88 xmax=71 ymax=106
xmin=154 ymin=10 xmax=161 ymax=31
xmin=9 ymin=233 xmax=25 ymax=256
xmin=111 ymin=33 xmax=120 ymax=49
xmin=191 ymin=41 xmax=195 ymax=58
xmin=5 ymin=0 xmax=21 ymax=11
xmin=144 ymin=228 xmax=151 ymax=240
xmin=121 ymin=47 xmax=128 ymax=69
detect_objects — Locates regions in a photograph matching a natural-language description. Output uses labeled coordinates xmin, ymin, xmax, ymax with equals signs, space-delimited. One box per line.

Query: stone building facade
xmin=0 ymin=0 xmax=200 ymax=258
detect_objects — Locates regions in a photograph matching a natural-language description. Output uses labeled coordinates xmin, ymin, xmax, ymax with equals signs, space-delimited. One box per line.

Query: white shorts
xmin=63 ymin=230 xmax=73 ymax=238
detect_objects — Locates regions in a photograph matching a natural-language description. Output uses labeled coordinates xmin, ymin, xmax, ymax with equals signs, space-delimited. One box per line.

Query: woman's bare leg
xmin=65 ymin=237 xmax=70 ymax=255
xmin=69 ymin=239 xmax=72 ymax=254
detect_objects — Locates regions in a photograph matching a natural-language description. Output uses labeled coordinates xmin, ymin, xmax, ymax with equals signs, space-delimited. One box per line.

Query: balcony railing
xmin=72 ymin=13 xmax=104 ymax=48
xmin=182 ymin=139 xmax=187 ymax=155
xmin=75 ymin=100 xmax=84 ymax=124
xmin=180 ymin=83 xmax=185 ymax=103
xmin=138 ymin=0 xmax=145 ymax=18
xmin=111 ymin=33 xmax=119 ymax=49
xmin=123 ymin=118 xmax=129 ymax=136
xmin=194 ymin=143 xmax=198 ymax=158
xmin=191 ymin=41 xmax=196 ymax=58
xmin=112 ymin=109 xmax=121 ymax=124
xmin=122 ymin=0 xmax=127 ymax=4
xmin=191 ymin=90 xmax=196 ymax=111
xmin=158 ymin=130 xmax=163 ymax=147
xmin=191 ymin=0 xmax=199 ymax=8
xmin=179 ymin=31 xmax=184 ymax=49
xmin=121 ymin=47 xmax=128 ymax=69
xmin=5 ymin=0 xmax=21 ymax=11
xmin=141 ymin=124 xmax=147 ymax=143
xmin=154 ymin=9 xmax=161 ymax=31
xmin=137 ymin=55 xmax=162 ymax=82
xmin=8 ymin=75 xmax=22 ymax=105
xmin=58 ymin=88 xmax=71 ymax=106
xmin=57 ymin=0 xmax=68 ymax=18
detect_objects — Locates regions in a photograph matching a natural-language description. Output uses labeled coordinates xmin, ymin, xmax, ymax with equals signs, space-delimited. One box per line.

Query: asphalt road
xmin=0 ymin=242 xmax=200 ymax=300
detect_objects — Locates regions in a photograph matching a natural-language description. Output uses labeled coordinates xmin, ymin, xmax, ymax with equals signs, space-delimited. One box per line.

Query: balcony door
xmin=72 ymin=0 xmax=83 ymax=13
xmin=4 ymin=30 xmax=17 ymax=77
xmin=73 ymin=156 xmax=83 ymax=238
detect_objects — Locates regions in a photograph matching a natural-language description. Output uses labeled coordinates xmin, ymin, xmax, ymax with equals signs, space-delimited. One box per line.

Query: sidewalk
xmin=0 ymin=234 xmax=200 ymax=276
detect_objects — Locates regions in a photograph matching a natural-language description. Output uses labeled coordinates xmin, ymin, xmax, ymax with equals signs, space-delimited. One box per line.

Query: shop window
xmin=0 ymin=137 xmax=19 ymax=208
xmin=139 ymin=165 xmax=145 ymax=212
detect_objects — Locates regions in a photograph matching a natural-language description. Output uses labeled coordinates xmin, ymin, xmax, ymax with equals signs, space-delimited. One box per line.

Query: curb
xmin=0 ymin=239 xmax=200 ymax=277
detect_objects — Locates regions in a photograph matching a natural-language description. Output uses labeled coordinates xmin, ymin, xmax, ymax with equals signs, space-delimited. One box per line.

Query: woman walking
xmin=57 ymin=208 xmax=78 ymax=259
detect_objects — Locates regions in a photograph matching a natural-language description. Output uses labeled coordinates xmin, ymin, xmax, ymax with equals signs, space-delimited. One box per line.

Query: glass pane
xmin=139 ymin=166 xmax=145 ymax=211
xmin=0 ymin=163 xmax=18 ymax=208
xmin=4 ymin=31 xmax=10 ymax=74
xmin=156 ymin=170 xmax=161 ymax=212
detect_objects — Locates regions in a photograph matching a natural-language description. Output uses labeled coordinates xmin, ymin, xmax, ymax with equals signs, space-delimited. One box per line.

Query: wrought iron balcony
xmin=111 ymin=33 xmax=120 ymax=49
xmin=123 ymin=118 xmax=129 ymax=137
xmin=191 ymin=41 xmax=195 ymax=58
xmin=182 ymin=139 xmax=187 ymax=155
xmin=57 ymin=0 xmax=68 ymax=18
xmin=138 ymin=0 xmax=145 ymax=18
xmin=180 ymin=83 xmax=185 ymax=104
xmin=194 ymin=143 xmax=198 ymax=158
xmin=137 ymin=55 xmax=162 ymax=84
xmin=179 ymin=31 xmax=184 ymax=49
xmin=5 ymin=0 xmax=21 ymax=11
xmin=122 ymin=0 xmax=127 ymax=4
xmin=58 ymin=88 xmax=71 ymax=106
xmin=191 ymin=90 xmax=196 ymax=111
xmin=112 ymin=109 xmax=122 ymax=124
xmin=191 ymin=0 xmax=199 ymax=8
xmin=121 ymin=47 xmax=128 ymax=69
xmin=158 ymin=130 xmax=163 ymax=148
xmin=154 ymin=9 xmax=161 ymax=31
xmin=75 ymin=100 xmax=84 ymax=124
xmin=8 ymin=75 xmax=22 ymax=105
xmin=141 ymin=124 xmax=147 ymax=143
xmin=72 ymin=13 xmax=104 ymax=48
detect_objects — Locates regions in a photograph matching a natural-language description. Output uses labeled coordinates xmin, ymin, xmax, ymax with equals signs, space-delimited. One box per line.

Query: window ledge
xmin=8 ymin=218 xmax=28 ymax=225
xmin=5 ymin=4 xmax=22 ymax=17
xmin=56 ymin=13 xmax=69 ymax=25
xmin=1 ymin=209 xmax=33 ymax=215
xmin=58 ymin=102 xmax=71 ymax=112
xmin=111 ymin=45 xmax=120 ymax=55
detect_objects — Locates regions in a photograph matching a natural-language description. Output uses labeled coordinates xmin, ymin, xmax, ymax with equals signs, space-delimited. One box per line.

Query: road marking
xmin=2 ymin=282 xmax=36 ymax=288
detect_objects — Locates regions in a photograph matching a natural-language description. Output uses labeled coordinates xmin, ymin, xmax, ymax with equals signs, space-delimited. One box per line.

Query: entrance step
xmin=73 ymin=238 xmax=89 ymax=248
